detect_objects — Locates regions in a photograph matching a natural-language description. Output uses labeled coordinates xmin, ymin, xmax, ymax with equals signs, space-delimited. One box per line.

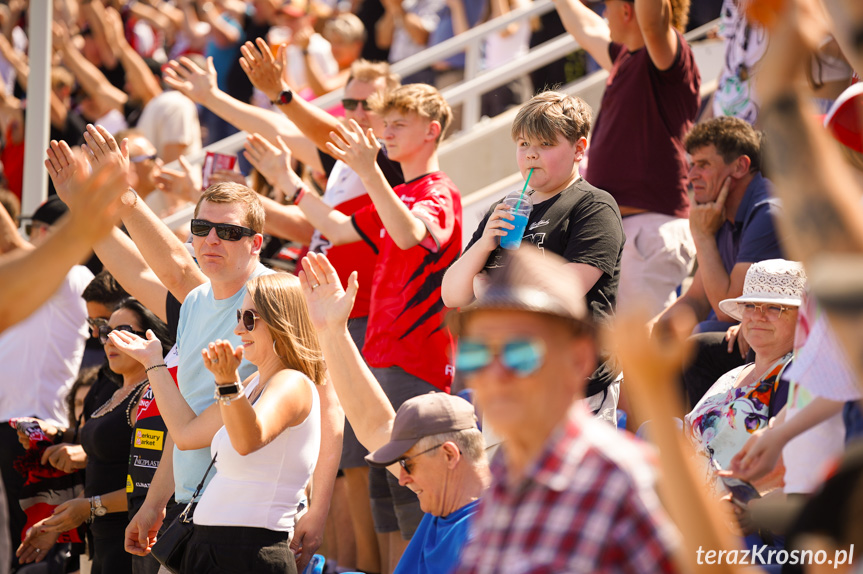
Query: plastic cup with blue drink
xmin=499 ymin=168 xmax=534 ymax=250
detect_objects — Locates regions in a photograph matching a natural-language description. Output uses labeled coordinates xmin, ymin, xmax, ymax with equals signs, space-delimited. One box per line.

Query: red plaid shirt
xmin=455 ymin=407 xmax=680 ymax=573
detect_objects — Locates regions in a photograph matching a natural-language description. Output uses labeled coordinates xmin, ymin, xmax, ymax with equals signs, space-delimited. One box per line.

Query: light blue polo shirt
xmin=173 ymin=263 xmax=273 ymax=502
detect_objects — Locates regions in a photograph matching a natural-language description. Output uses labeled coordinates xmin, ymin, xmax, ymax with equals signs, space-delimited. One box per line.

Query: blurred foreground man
xmin=450 ymin=247 xmax=680 ymax=573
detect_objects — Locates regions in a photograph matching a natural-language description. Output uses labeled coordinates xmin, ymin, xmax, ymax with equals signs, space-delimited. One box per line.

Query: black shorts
xmin=181 ymin=524 xmax=296 ymax=574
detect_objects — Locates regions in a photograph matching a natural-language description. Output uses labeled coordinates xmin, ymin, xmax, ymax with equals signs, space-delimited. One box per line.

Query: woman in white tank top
xmin=110 ymin=273 xmax=326 ymax=574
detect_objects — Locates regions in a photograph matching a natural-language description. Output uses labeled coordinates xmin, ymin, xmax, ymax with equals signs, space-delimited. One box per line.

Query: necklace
xmin=91 ymin=380 xmax=148 ymax=425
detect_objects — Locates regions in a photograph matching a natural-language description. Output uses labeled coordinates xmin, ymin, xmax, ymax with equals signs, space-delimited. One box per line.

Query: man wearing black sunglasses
xmin=448 ymin=247 xmax=679 ymax=573
xmin=46 ymin=125 xmax=344 ymax=572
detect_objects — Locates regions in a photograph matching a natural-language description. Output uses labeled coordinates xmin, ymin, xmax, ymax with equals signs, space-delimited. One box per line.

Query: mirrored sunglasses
xmin=455 ymin=338 xmax=546 ymax=377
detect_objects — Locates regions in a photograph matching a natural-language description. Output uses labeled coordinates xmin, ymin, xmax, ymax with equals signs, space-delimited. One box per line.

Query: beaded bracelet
xmin=145 ymin=363 xmax=167 ymax=373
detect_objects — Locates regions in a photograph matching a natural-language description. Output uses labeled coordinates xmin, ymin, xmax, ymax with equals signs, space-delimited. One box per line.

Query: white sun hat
xmin=718 ymin=259 xmax=807 ymax=321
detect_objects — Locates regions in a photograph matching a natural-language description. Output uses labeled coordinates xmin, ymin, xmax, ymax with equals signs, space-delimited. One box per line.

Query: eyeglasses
xmin=190 ymin=219 xmax=257 ymax=241
xmin=455 ymin=338 xmax=546 ymax=377
xmin=99 ymin=324 xmax=146 ymax=345
xmin=236 ymin=308 xmax=261 ymax=331
xmin=397 ymin=444 xmax=444 ymax=475
xmin=87 ymin=317 xmax=109 ymax=335
xmin=738 ymin=302 xmax=794 ymax=321
xmin=342 ymin=98 xmax=372 ymax=111
xmin=129 ymin=154 xmax=158 ymax=164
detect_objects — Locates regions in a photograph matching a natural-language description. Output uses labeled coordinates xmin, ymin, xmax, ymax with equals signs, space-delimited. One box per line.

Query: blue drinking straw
xmin=514 ymin=168 xmax=534 ymax=211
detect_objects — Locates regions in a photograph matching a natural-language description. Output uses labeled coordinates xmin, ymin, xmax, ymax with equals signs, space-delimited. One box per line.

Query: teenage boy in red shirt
xmin=258 ymin=82 xmax=462 ymax=561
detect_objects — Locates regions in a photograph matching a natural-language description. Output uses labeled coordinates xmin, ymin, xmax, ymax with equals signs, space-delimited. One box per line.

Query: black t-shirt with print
xmin=466 ymin=178 xmax=625 ymax=396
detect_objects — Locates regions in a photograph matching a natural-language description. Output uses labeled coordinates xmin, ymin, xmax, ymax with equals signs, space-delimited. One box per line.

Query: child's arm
xmin=244 ymin=134 xmax=361 ymax=246
xmin=442 ymin=203 xmax=514 ymax=307
xmin=327 ymin=121 xmax=427 ymax=250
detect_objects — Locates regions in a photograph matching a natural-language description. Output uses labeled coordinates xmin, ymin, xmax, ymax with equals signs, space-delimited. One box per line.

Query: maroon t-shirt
xmin=585 ymin=30 xmax=700 ymax=218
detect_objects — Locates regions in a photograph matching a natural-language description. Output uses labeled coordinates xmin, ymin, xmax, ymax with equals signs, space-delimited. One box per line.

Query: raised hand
xmin=201 ymin=339 xmax=243 ymax=384
xmin=44 ymin=140 xmax=83 ymax=204
xmin=82 ymin=124 xmax=130 ymax=173
xmin=156 ymin=155 xmax=202 ymax=203
xmin=108 ymin=329 xmax=167 ymax=369
xmin=239 ymin=38 xmax=289 ymax=102
xmin=243 ymin=133 xmax=298 ymax=191
xmin=325 ymin=119 xmax=380 ymax=179
xmin=299 ymin=252 xmax=358 ymax=333
xmin=163 ymin=56 xmax=219 ymax=104
xmin=64 ymin=150 xmax=134 ymax=243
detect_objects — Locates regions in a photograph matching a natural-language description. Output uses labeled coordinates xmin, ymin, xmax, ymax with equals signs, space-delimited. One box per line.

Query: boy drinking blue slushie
xmin=442 ymin=91 xmax=626 ymax=420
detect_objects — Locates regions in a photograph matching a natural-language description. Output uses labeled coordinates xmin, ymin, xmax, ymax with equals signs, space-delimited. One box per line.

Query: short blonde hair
xmin=372 ymin=84 xmax=452 ymax=144
xmin=246 ymin=273 xmax=326 ymax=385
xmin=347 ymin=59 xmax=401 ymax=94
xmin=194 ymin=182 xmax=265 ymax=234
xmin=324 ymin=13 xmax=366 ymax=44
xmin=511 ymin=91 xmax=592 ymax=144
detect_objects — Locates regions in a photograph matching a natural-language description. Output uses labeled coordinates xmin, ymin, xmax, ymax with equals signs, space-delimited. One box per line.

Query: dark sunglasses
xmin=342 ymin=98 xmax=372 ymax=111
xmin=190 ymin=219 xmax=257 ymax=241
xmin=99 ymin=324 xmax=146 ymax=345
xmin=237 ymin=309 xmax=261 ymax=331
xmin=397 ymin=444 xmax=444 ymax=475
xmin=87 ymin=317 xmax=109 ymax=334
xmin=455 ymin=338 xmax=546 ymax=377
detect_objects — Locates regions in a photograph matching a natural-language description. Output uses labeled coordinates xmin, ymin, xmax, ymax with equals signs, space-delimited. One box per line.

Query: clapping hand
xmin=299 ymin=252 xmax=358 ymax=333
xmin=239 ymin=38 xmax=289 ymax=103
xmin=108 ymin=329 xmax=166 ymax=370
xmin=202 ymin=340 xmax=243 ymax=385
xmin=325 ymin=119 xmax=380 ymax=180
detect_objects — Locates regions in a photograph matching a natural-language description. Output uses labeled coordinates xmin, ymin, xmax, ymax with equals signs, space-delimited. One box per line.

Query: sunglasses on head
xmin=342 ymin=98 xmax=372 ymax=111
xmin=99 ymin=324 xmax=146 ymax=345
xmin=190 ymin=219 xmax=257 ymax=241
xmin=455 ymin=338 xmax=546 ymax=377
xmin=237 ymin=309 xmax=261 ymax=331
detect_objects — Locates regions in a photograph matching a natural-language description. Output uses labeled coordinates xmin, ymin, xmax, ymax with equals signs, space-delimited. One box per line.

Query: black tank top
xmin=80 ymin=382 xmax=147 ymax=497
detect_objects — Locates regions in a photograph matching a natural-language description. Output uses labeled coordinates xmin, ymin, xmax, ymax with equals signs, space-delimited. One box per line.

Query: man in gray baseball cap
xmin=299 ymin=252 xmax=489 ymax=574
